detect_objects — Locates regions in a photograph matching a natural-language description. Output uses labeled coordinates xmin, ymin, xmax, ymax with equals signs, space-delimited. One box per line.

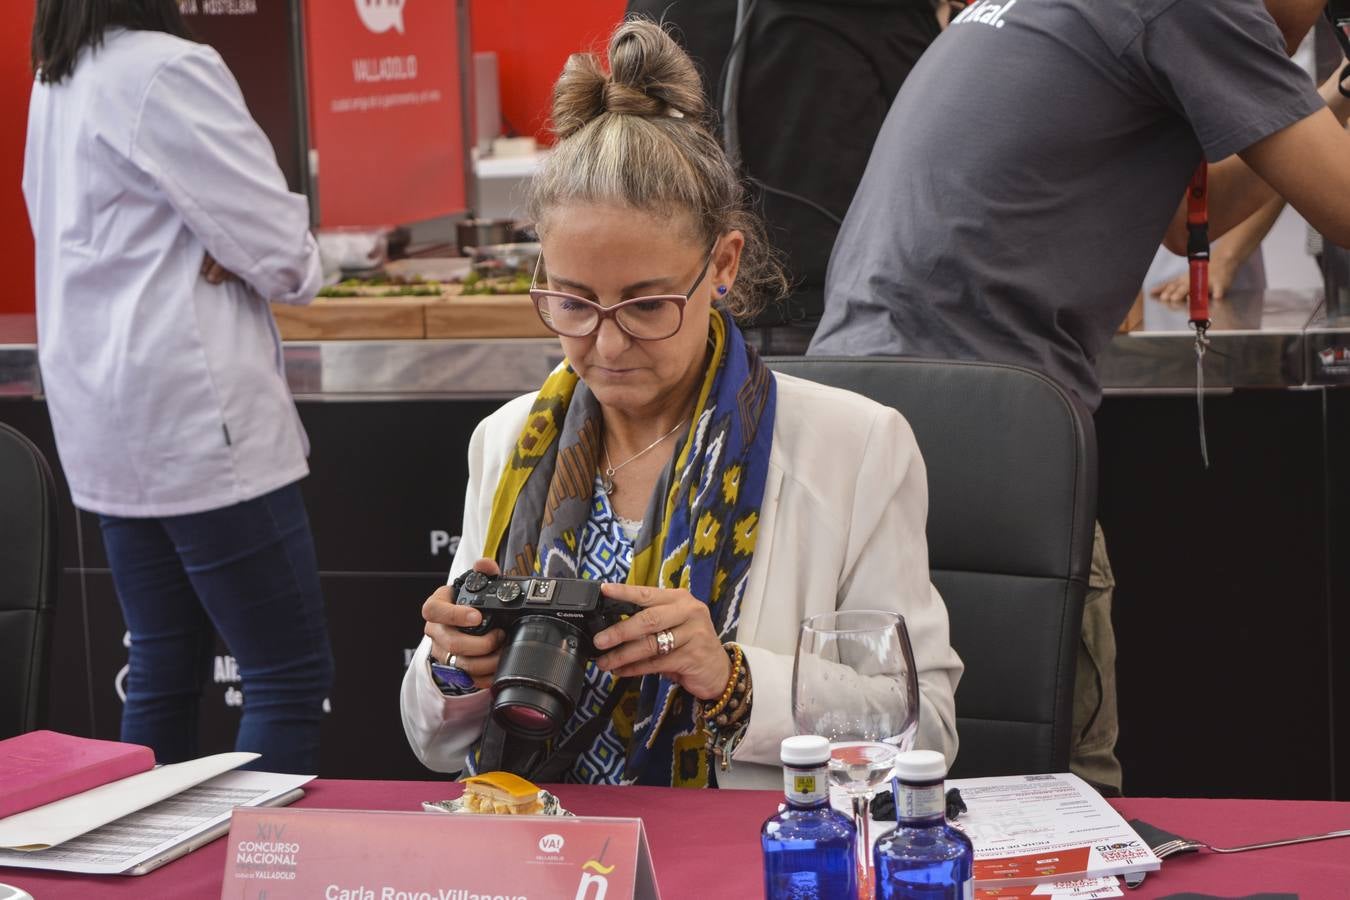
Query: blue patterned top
xmin=559 ymin=477 xmax=637 ymax=784
xmin=578 ymin=479 xmax=636 ymax=583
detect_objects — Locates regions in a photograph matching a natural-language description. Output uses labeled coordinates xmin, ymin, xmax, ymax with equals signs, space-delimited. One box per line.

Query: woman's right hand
xmin=423 ymin=558 xmax=506 ymax=691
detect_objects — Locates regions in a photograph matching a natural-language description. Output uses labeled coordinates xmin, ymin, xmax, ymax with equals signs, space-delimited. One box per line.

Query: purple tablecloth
xmin=6 ymin=780 xmax=1349 ymax=898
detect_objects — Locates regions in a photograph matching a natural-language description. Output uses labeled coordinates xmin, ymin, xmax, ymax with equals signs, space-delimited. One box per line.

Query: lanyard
xmin=1186 ymin=163 xmax=1211 ymax=468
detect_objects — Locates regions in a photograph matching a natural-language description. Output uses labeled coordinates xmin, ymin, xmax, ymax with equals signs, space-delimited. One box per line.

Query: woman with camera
xmin=400 ymin=19 xmax=962 ymax=790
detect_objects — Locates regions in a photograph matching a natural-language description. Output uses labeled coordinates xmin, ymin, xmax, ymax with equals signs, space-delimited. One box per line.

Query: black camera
xmin=452 ymin=571 xmax=639 ymax=739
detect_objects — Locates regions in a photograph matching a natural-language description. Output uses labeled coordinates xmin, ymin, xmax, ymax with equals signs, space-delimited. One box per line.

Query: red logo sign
xmin=220 ymin=807 xmax=662 ymax=899
xmin=303 ymin=0 xmax=467 ymax=226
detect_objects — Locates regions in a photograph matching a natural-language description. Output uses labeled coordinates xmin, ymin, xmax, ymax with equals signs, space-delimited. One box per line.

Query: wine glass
xmin=792 ymin=610 xmax=920 ymax=896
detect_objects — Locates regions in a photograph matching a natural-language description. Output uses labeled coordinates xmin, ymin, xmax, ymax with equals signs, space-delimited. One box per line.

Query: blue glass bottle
xmin=761 ymin=735 xmax=859 ymax=900
xmin=874 ymin=750 xmax=973 ymax=899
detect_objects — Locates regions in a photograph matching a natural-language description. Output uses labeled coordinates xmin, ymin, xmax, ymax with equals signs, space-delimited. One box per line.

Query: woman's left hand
xmin=592 ymin=583 xmax=732 ymax=701
xmin=200 ymin=252 xmax=239 ymax=285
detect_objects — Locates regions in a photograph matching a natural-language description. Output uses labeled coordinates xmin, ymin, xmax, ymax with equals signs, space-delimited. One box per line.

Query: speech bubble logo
xmin=355 ymin=0 xmax=406 ymax=35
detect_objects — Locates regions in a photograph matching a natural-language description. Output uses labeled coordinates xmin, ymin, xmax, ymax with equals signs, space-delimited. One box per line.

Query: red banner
xmin=2 ymin=4 xmax=35 ymax=314
xmin=304 ymin=0 xmax=467 ymax=227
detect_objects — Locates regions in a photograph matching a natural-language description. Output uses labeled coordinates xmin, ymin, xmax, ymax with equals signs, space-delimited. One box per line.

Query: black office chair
xmin=767 ymin=357 xmax=1096 ymax=776
xmin=0 ymin=422 xmax=59 ymax=739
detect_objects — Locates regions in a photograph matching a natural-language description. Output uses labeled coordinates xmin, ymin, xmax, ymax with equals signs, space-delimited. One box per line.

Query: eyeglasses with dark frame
xmin=529 ymin=243 xmax=717 ymax=341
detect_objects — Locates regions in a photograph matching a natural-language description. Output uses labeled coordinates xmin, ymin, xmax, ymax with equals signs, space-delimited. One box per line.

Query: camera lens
xmin=498 ymin=704 xmax=555 ymax=735
xmin=490 ymin=616 xmax=588 ymax=739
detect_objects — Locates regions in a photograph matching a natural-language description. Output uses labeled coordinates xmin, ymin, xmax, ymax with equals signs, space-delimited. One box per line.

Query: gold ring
xmin=445 ymin=652 xmax=458 ymax=668
xmin=655 ymin=629 xmax=675 ymax=657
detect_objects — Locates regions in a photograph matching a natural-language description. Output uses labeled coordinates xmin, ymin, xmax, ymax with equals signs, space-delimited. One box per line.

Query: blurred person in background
xmin=1140 ymin=22 xmax=1342 ymax=326
xmin=625 ymin=0 xmax=957 ymax=354
xmin=811 ymin=0 xmax=1350 ymax=793
xmin=23 ymin=0 xmax=333 ymax=774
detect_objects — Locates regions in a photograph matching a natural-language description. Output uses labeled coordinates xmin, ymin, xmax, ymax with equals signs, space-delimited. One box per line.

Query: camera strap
xmin=476 ymin=718 xmax=546 ymax=778
xmin=476 ymin=677 xmax=637 ymax=783
xmin=529 ymin=678 xmax=636 ymax=782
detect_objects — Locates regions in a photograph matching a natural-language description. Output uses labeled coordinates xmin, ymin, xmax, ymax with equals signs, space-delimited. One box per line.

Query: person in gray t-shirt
xmin=809 ymin=0 xmax=1350 ymax=792
xmin=810 ymin=0 xmax=1350 ymax=408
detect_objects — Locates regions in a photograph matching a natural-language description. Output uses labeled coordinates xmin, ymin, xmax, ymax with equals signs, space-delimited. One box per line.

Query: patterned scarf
xmin=478 ymin=309 xmax=776 ymax=786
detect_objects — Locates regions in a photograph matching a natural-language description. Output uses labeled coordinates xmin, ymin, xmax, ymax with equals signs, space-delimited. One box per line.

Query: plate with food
xmin=457 ymin=270 xmax=532 ymax=296
xmin=318 ymin=274 xmax=446 ymax=298
xmin=423 ymin=770 xmax=572 ymax=817
xmin=455 ymin=242 xmax=539 ymax=296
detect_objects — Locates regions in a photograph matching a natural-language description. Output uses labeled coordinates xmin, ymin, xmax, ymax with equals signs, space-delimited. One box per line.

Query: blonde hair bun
xmin=530 ymin=16 xmax=788 ymax=321
xmin=552 ymin=18 xmax=706 ymax=140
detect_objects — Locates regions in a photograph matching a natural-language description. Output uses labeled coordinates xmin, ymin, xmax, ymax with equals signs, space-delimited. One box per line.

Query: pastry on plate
xmin=460 ymin=770 xmax=546 ymax=815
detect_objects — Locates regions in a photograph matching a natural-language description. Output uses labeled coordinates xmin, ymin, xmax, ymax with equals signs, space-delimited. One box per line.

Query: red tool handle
xmin=1186 ymin=163 xmax=1210 ymax=328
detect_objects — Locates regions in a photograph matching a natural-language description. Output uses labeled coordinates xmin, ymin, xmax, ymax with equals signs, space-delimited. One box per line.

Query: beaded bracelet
xmin=701 ymin=643 xmax=744 ymax=720
xmin=697 ymin=643 xmax=754 ymax=771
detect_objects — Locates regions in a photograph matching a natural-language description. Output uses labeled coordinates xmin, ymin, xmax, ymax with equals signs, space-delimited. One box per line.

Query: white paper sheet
xmin=0 ymin=751 xmax=258 ymax=851
xmin=949 ymin=773 xmax=1159 ymax=886
xmin=0 ymin=769 xmax=311 ymax=875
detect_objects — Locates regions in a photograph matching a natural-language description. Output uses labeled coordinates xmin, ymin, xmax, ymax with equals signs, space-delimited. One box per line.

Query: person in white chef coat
xmin=23 ymin=0 xmax=333 ymax=775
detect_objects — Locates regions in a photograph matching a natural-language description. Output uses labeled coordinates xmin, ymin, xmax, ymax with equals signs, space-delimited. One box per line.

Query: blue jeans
xmin=99 ymin=481 xmax=333 ymax=774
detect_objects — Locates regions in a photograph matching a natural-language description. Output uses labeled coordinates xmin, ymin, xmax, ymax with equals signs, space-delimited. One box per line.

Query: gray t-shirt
xmin=808 ymin=0 xmax=1324 ymax=408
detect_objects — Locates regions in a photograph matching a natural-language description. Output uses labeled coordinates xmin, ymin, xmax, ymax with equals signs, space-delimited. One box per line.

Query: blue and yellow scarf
xmin=479 ymin=309 xmax=776 ymax=786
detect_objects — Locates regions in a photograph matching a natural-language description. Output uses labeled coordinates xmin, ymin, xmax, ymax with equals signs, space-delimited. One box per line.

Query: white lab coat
xmin=401 ymin=372 xmax=963 ymax=789
xmin=22 ymin=28 xmax=320 ymax=517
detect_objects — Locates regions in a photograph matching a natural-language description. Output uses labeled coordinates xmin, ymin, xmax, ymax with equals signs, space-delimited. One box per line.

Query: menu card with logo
xmin=220 ymin=807 xmax=661 ymax=900
xmin=945 ymin=773 xmax=1159 ymax=887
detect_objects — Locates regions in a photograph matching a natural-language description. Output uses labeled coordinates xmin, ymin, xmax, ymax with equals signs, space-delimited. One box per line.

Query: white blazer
xmin=22 ymin=29 xmax=319 ymax=517
xmin=401 ymin=371 xmax=963 ymax=789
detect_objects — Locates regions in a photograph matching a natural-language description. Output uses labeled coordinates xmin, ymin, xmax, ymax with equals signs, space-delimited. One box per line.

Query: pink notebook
xmin=0 ymin=730 xmax=155 ymax=819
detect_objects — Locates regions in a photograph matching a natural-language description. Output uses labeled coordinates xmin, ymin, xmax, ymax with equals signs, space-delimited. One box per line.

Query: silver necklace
xmin=600 ymin=420 xmax=685 ymax=495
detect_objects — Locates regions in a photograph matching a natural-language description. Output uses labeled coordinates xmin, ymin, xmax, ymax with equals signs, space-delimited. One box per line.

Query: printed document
xmin=0 ymin=770 xmax=311 ymax=875
xmin=947 ymin=773 xmax=1159 ymax=886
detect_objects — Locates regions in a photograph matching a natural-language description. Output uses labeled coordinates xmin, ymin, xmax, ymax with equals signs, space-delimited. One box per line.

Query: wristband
xmin=696 ymin=643 xmax=753 ymax=771
xmin=428 ymin=654 xmax=480 ymax=697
